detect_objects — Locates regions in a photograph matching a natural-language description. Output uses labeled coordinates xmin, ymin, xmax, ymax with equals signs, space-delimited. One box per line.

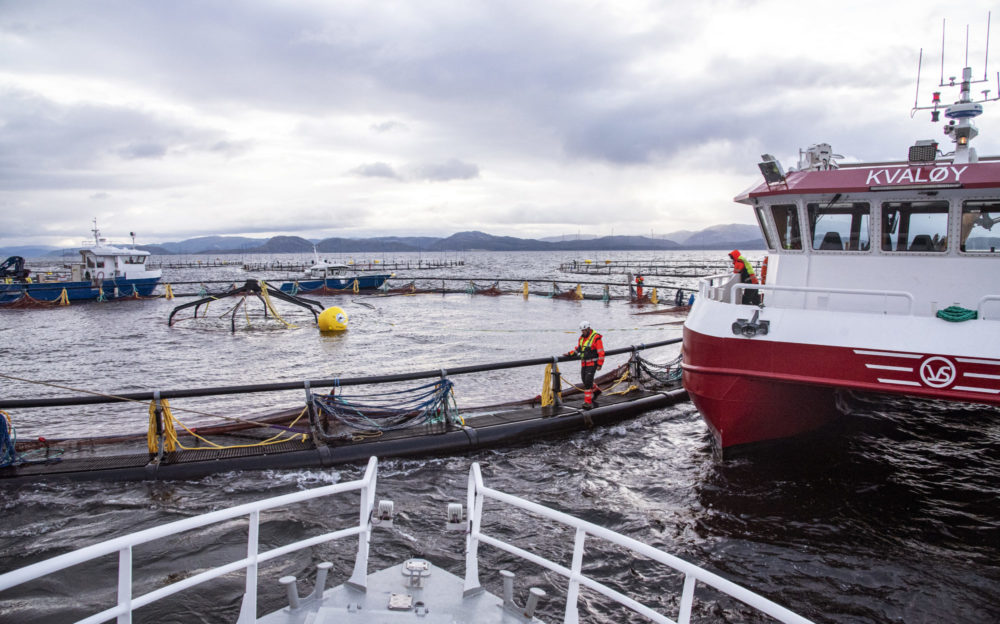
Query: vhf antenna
xmin=911 ymin=13 xmax=1000 ymax=164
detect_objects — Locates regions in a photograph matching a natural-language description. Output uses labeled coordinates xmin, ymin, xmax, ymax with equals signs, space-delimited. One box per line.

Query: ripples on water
xmin=1 ymin=251 xmax=998 ymax=623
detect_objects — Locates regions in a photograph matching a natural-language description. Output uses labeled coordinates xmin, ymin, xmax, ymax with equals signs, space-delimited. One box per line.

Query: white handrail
xmin=733 ymin=283 xmax=914 ymax=314
xmin=977 ymin=295 xmax=1000 ymax=319
xmin=0 ymin=456 xmax=379 ymax=624
xmin=463 ymin=463 xmax=813 ymax=624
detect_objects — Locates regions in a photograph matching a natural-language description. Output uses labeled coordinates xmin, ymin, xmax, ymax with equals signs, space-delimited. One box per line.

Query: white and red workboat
xmin=683 ymin=60 xmax=1000 ymax=452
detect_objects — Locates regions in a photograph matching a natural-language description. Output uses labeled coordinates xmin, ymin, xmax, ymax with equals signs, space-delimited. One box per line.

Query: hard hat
xmin=579 ymin=320 xmax=591 ymax=331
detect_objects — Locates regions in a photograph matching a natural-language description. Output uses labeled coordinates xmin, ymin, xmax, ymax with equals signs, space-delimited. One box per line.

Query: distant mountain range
xmin=3 ymin=224 xmax=764 ymax=258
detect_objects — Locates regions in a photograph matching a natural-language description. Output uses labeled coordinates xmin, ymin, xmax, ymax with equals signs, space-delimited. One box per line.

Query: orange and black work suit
xmin=728 ymin=250 xmax=760 ymax=305
xmin=566 ymin=330 xmax=605 ymax=406
xmin=635 ymin=275 xmax=644 ymax=299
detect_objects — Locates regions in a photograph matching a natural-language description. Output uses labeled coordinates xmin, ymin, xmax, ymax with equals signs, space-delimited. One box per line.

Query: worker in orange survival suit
xmin=635 ymin=273 xmax=644 ymax=299
xmin=728 ymin=249 xmax=761 ymax=305
xmin=564 ymin=321 xmax=605 ymax=410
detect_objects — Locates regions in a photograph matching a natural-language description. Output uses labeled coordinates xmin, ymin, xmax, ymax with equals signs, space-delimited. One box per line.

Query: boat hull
xmin=682 ymin=327 xmax=841 ymax=449
xmin=682 ymin=300 xmax=1000 ymax=450
xmin=279 ymin=274 xmax=391 ymax=293
xmin=0 ymin=278 xmax=161 ymax=304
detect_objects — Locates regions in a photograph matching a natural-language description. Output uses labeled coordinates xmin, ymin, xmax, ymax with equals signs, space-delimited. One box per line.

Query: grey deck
xmin=258 ymin=560 xmax=545 ymax=623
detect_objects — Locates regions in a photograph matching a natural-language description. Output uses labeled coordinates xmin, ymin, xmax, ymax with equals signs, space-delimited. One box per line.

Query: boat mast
xmin=914 ymin=15 xmax=1000 ymax=164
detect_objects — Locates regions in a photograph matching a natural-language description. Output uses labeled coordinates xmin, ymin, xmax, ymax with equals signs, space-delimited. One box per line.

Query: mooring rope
xmin=147 ymin=400 xmax=308 ymax=453
xmin=936 ymin=306 xmax=978 ymax=322
xmin=0 ymin=372 xmax=287 ymax=429
xmin=259 ymin=280 xmax=296 ymax=328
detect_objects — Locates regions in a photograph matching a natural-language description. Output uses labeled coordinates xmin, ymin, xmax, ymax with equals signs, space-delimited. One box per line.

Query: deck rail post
xmin=463 ymin=463 xmax=485 ymax=596
xmin=303 ymin=380 xmax=322 ymax=445
xmin=346 ymin=458 xmax=378 ymax=591
xmin=153 ymin=390 xmax=165 ymax=463
xmin=550 ymin=357 xmax=562 ymax=407
xmin=629 ymin=347 xmax=642 ymax=389
xmin=235 ymin=510 xmax=260 ymax=624
xmin=115 ymin=545 xmax=133 ymax=624
xmin=563 ymin=527 xmax=586 ymax=624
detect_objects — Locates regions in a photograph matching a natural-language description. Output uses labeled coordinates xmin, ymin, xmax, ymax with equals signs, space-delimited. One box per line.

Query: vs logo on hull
xmin=919 ymin=357 xmax=957 ymax=388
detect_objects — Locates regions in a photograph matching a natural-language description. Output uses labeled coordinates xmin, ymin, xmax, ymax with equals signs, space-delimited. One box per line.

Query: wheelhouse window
xmin=769 ymin=204 xmax=802 ymax=250
xmin=881 ymin=201 xmax=949 ymax=252
xmin=807 ymin=201 xmax=870 ymax=251
xmin=961 ymin=200 xmax=1000 ymax=253
xmin=753 ymin=205 xmax=777 ymax=250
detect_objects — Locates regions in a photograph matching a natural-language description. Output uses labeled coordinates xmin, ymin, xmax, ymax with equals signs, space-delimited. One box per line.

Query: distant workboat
xmin=0 ymin=220 xmax=162 ymax=304
xmin=683 ymin=47 xmax=1000 ymax=451
xmin=279 ymin=247 xmax=390 ymax=294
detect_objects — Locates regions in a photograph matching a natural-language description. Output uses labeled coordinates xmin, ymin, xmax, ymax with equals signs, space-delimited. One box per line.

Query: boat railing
xmin=733 ymin=283 xmax=914 ymax=315
xmin=977 ymin=295 xmax=1000 ymax=320
xmin=700 ymin=274 xmax=915 ymax=315
xmin=0 ymin=456 xmax=381 ymax=624
xmin=463 ymin=462 xmax=812 ymax=624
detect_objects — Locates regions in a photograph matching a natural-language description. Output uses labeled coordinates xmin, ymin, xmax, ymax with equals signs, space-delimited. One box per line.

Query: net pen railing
xmin=0 ymin=338 xmax=682 ymax=410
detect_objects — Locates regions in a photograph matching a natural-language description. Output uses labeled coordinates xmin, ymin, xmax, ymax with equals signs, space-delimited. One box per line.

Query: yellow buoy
xmin=318 ymin=306 xmax=349 ymax=331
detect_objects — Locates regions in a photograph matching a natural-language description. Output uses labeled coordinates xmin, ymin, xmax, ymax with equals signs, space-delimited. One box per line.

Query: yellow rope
xmin=651 ymin=288 xmax=658 ymax=305
xmin=149 ymin=399 xmax=309 ymax=451
xmin=523 ymin=281 xmax=529 ymax=299
xmin=164 ymin=284 xmax=174 ymax=300
xmin=559 ymin=368 xmax=633 ymax=395
xmin=450 ymin=385 xmax=465 ymax=425
xmin=57 ymin=288 xmax=70 ymax=306
xmin=148 ymin=399 xmax=177 ymax=453
xmin=575 ymin=284 xmax=582 ymax=300
xmin=351 ymin=431 xmax=384 ymax=442
xmin=541 ymin=363 xmax=562 ymax=407
xmin=353 ymin=279 xmax=359 ymax=294
xmin=258 ymin=280 xmax=295 ymax=328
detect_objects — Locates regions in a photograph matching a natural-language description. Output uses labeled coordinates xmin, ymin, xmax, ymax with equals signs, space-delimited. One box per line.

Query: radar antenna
xmin=912 ymin=13 xmax=1000 ymax=164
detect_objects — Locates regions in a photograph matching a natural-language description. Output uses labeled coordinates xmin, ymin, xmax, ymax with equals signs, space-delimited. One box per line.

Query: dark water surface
xmin=1 ymin=251 xmax=998 ymax=623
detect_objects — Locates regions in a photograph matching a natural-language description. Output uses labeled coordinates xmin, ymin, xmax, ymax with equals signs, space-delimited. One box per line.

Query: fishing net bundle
xmin=312 ymin=379 xmax=459 ymax=433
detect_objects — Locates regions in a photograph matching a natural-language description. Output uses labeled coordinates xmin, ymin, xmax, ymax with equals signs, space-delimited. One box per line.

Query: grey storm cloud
xmin=369 ymin=121 xmax=408 ymax=133
xmin=410 ymin=159 xmax=480 ymax=182
xmin=2 ymin=0 xmax=993 ymax=245
xmin=353 ymin=159 xmax=479 ymax=182
xmin=117 ymin=142 xmax=168 ymax=159
xmin=0 ymin=87 xmax=243 ymax=190
xmin=352 ymin=162 xmax=400 ymax=179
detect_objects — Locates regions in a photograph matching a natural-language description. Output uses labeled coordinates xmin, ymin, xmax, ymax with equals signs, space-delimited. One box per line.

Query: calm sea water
xmin=0 ymin=250 xmax=997 ymax=624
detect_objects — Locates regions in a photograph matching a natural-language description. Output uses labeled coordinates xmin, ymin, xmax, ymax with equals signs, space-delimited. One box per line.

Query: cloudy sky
xmin=2 ymin=1 xmax=998 ymax=247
